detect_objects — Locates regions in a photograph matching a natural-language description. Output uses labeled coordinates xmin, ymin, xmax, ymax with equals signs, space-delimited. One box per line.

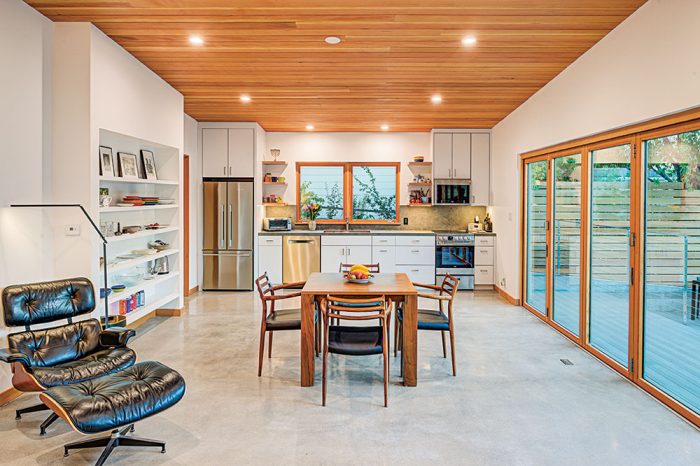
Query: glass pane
xmin=552 ymin=154 xmax=581 ymax=335
xmin=589 ymin=144 xmax=631 ymax=367
xmin=526 ymin=160 xmax=547 ymax=313
xmin=299 ymin=165 xmax=344 ymax=220
xmin=643 ymin=129 xmax=700 ymax=414
xmin=352 ymin=165 xmax=397 ymax=221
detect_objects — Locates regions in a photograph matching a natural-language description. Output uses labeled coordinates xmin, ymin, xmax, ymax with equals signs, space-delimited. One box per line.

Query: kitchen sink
xmin=322 ymin=229 xmax=372 ymax=234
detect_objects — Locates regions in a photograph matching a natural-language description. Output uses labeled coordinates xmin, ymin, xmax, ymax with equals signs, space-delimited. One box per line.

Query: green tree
xmin=352 ymin=166 xmax=396 ymax=220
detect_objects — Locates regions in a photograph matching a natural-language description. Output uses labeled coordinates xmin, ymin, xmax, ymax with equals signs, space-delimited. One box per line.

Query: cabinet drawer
xmin=474 ymin=266 xmax=494 ymax=285
xmin=395 ymin=235 xmax=435 ymax=247
xmin=395 ymin=246 xmax=435 ymax=265
xmin=396 ymin=265 xmax=435 ymax=285
xmin=372 ymin=246 xmax=396 ymax=273
xmin=474 ymin=246 xmax=494 ymax=266
xmin=258 ymin=236 xmax=282 ymax=246
xmin=321 ymin=235 xmax=371 ymax=246
xmin=475 ymin=236 xmax=494 ymax=247
xmin=372 ymin=236 xmax=396 ymax=246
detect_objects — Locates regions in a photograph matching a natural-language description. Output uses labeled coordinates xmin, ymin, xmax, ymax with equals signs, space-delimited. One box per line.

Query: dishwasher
xmin=282 ymin=235 xmax=321 ymax=284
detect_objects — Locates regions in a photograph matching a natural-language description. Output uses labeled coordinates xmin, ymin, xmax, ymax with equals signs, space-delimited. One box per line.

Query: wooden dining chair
xmin=338 ymin=263 xmax=381 ymax=274
xmin=396 ymin=274 xmax=459 ymax=376
xmin=255 ymin=272 xmax=320 ymax=377
xmin=321 ymin=295 xmax=392 ymax=407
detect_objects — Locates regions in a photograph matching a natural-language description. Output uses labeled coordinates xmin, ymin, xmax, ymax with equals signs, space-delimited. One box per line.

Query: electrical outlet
xmin=500 ymin=277 xmax=506 ymax=287
xmin=403 ymin=217 xmax=408 ymax=225
xmin=65 ymin=224 xmax=81 ymax=236
xmin=508 ymin=211 xmax=513 ymax=221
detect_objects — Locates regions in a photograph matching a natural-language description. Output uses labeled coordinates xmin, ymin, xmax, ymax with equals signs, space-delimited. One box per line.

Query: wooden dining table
xmin=300 ymin=272 xmax=418 ymax=387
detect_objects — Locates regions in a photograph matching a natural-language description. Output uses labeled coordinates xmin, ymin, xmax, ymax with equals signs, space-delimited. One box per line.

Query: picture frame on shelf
xmin=140 ymin=150 xmax=158 ymax=180
xmin=117 ymin=152 xmax=139 ymax=179
xmin=99 ymin=146 xmax=115 ymax=177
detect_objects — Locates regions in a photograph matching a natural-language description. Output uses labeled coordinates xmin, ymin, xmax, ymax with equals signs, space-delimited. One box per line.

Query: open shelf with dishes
xmin=407 ymin=159 xmax=432 ymax=206
xmin=97 ymin=128 xmax=182 ymax=320
xmin=262 ymin=157 xmax=288 ymax=205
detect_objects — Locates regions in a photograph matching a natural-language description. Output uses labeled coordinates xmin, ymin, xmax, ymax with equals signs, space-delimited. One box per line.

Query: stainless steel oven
xmin=434 ymin=232 xmax=474 ymax=290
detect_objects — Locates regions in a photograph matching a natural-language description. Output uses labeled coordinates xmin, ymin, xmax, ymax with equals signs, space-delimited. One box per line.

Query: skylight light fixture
xmin=431 ymin=94 xmax=443 ymax=104
xmin=462 ymin=35 xmax=477 ymax=46
xmin=189 ymin=35 xmax=204 ymax=46
xmin=240 ymin=95 xmax=252 ymax=103
xmin=306 ymin=124 xmax=315 ymax=131
xmin=380 ymin=124 xmax=390 ymax=131
xmin=325 ymin=36 xmax=342 ymax=45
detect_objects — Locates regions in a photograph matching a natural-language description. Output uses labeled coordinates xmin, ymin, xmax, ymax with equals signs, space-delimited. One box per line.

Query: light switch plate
xmin=65 ymin=224 xmax=81 ymax=236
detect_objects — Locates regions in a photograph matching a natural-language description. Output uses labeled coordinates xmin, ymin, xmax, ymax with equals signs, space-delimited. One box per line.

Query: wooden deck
xmin=527 ymin=272 xmax=700 ymax=415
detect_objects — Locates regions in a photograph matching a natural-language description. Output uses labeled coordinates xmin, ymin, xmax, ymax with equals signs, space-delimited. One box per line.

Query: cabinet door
xmin=470 ymin=133 xmax=490 ymax=205
xmin=202 ymin=128 xmax=229 ymax=178
xmin=372 ymin=246 xmax=396 ymax=273
xmin=229 ymin=128 xmax=255 ymax=178
xmin=452 ymin=133 xmax=471 ymax=179
xmin=346 ymin=244 xmax=372 ymax=266
xmin=321 ymin=245 xmax=346 ymax=273
xmin=258 ymin=244 xmax=282 ymax=285
xmin=396 ymin=265 xmax=435 ymax=284
xmin=433 ymin=133 xmax=453 ymax=179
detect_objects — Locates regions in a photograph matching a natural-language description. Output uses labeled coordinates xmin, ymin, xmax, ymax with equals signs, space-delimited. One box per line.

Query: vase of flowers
xmin=302 ymin=202 xmax=321 ymax=230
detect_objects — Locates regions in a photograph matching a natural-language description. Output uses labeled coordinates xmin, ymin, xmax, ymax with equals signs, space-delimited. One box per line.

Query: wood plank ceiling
xmin=27 ymin=1 xmax=647 ymax=131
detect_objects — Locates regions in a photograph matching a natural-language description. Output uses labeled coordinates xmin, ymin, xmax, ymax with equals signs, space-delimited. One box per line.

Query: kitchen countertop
xmin=259 ymin=230 xmax=496 ymax=236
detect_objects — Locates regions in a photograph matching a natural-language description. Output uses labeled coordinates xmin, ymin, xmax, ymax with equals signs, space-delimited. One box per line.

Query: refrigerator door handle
xmin=229 ymin=204 xmax=233 ymax=248
xmin=220 ymin=205 xmax=225 ymax=248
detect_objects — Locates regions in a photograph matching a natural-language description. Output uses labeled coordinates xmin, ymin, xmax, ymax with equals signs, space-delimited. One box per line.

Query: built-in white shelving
xmin=108 ymin=272 xmax=179 ymax=305
xmin=99 ymin=176 xmax=179 ymax=186
xmin=123 ymin=292 xmax=179 ymax=325
xmin=106 ymin=226 xmax=179 ymax=243
xmin=109 ymin=249 xmax=179 ymax=273
xmin=100 ymin=205 xmax=178 ymax=213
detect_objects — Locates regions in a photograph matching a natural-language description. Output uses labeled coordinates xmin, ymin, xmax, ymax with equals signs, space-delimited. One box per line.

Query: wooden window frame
xmin=296 ymin=161 xmax=401 ymax=224
xmin=519 ymin=108 xmax=700 ymax=429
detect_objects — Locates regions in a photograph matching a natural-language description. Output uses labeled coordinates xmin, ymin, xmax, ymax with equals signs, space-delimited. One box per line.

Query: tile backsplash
xmin=264 ymin=205 xmax=487 ymax=231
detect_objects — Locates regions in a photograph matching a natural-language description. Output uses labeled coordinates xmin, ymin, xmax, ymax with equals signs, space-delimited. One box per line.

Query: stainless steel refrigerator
xmin=202 ymin=180 xmax=254 ymax=290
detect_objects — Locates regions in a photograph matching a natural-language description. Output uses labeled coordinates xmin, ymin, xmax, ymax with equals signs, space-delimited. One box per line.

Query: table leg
xmin=402 ymin=293 xmax=418 ymax=387
xmin=300 ymin=293 xmax=316 ymax=387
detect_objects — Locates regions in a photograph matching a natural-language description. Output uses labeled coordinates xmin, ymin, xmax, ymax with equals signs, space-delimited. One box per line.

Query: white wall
xmin=184 ymin=114 xmax=199 ymax=291
xmin=490 ymin=0 xmax=700 ymax=298
xmin=265 ymin=132 xmax=431 ymax=205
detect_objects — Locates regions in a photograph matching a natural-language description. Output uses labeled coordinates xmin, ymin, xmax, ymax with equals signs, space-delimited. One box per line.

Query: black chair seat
xmin=328 ymin=326 xmax=384 ymax=356
xmin=266 ymin=308 xmax=318 ymax=331
xmin=32 ymin=347 xmax=136 ymax=388
xmin=398 ymin=308 xmax=450 ymax=331
xmin=41 ymin=361 xmax=185 ymax=435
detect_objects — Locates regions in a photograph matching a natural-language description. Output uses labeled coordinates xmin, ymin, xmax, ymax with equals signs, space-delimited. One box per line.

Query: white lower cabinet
xmin=396 ymin=265 xmax=435 ymax=284
xmin=321 ymin=236 xmax=372 ymax=272
xmin=258 ymin=236 xmax=282 ymax=284
xmin=321 ymin=245 xmax=347 ymax=273
xmin=474 ymin=235 xmax=495 ymax=286
xmin=372 ymin=246 xmax=396 ymax=273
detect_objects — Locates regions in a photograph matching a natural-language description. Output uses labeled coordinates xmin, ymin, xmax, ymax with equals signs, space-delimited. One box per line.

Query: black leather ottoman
xmin=40 ymin=361 xmax=186 ymax=466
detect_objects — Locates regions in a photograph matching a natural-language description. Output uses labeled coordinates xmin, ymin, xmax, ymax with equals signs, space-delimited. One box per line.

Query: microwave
xmin=263 ymin=217 xmax=292 ymax=231
xmin=435 ymin=179 xmax=471 ymax=205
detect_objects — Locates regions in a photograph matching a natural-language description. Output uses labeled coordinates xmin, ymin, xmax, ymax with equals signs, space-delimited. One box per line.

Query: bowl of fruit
xmin=344 ymin=264 xmax=374 ymax=284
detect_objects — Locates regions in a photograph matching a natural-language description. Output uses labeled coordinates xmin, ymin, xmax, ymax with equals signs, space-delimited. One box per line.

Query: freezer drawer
xmin=203 ymin=252 xmax=253 ymax=291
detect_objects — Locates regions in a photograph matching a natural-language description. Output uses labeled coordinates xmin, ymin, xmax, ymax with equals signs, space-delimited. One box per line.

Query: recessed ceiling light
xmin=380 ymin=124 xmax=390 ymax=131
xmin=462 ymin=35 xmax=477 ymax=46
xmin=306 ymin=124 xmax=315 ymax=131
xmin=325 ymin=36 xmax=341 ymax=45
xmin=189 ymin=35 xmax=204 ymax=46
xmin=240 ymin=95 xmax=251 ymax=103
xmin=431 ymin=94 xmax=443 ymax=104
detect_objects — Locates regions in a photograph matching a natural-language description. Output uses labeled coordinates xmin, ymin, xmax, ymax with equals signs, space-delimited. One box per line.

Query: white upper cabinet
xmin=433 ymin=133 xmax=453 ymax=179
xmin=452 ymin=133 xmax=471 ymax=179
xmin=202 ymin=127 xmax=255 ymax=178
xmin=202 ymin=128 xmax=229 ymax=178
xmin=471 ymin=132 xmax=491 ymax=205
xmin=229 ymin=128 xmax=255 ymax=178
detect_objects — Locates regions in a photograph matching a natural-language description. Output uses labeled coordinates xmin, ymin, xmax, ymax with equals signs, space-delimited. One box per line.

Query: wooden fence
xmin=528 ymin=181 xmax=700 ymax=285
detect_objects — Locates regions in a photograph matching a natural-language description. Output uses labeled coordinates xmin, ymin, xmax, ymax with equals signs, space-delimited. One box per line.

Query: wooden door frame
xmin=184 ymin=154 xmax=191 ymax=296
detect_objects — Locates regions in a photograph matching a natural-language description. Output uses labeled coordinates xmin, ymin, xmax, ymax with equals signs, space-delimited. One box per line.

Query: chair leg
xmin=449 ymin=329 xmax=456 ymax=376
xmin=322 ymin=331 xmax=328 ymax=407
xmin=393 ymin=311 xmax=399 ymax=357
xmin=383 ymin=326 xmax=389 ymax=407
xmin=257 ymin=325 xmax=266 ymax=377
xmin=441 ymin=331 xmax=447 ymax=358
xmin=40 ymin=412 xmax=59 ymax=436
xmin=15 ymin=402 xmax=50 ymax=420
xmin=64 ymin=425 xmax=166 ymax=466
xmin=268 ymin=332 xmax=273 ymax=358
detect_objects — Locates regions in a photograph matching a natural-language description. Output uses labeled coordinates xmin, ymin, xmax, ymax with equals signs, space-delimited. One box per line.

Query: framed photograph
xmin=117 ymin=152 xmax=139 ymax=179
xmin=99 ymin=146 xmax=114 ymax=177
xmin=140 ymin=150 xmax=158 ymax=180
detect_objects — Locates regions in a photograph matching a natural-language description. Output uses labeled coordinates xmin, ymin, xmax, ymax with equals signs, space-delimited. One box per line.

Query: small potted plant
xmin=301 ymin=202 xmax=321 ymax=230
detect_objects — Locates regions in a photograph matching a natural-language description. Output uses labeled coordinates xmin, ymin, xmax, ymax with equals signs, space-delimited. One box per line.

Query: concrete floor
xmin=1 ymin=290 xmax=698 ymax=465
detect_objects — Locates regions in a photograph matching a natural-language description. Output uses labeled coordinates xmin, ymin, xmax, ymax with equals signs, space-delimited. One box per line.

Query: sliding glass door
xmin=552 ymin=154 xmax=582 ymax=335
xmin=642 ymin=127 xmax=700 ymax=414
xmin=525 ymin=160 xmax=548 ymax=314
xmin=588 ymin=143 xmax=633 ymax=368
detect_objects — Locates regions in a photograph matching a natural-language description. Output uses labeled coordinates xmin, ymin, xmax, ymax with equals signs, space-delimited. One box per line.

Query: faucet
xmin=345 ymin=217 xmax=350 ymax=231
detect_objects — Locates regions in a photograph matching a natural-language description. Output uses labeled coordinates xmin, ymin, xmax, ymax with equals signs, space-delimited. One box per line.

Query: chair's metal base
xmin=64 ymin=424 xmax=166 ymax=466
xmin=15 ymin=402 xmax=60 ymax=435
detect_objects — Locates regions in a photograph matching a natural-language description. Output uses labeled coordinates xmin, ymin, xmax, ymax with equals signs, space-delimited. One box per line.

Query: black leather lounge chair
xmin=0 ymin=277 xmax=137 ymax=435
